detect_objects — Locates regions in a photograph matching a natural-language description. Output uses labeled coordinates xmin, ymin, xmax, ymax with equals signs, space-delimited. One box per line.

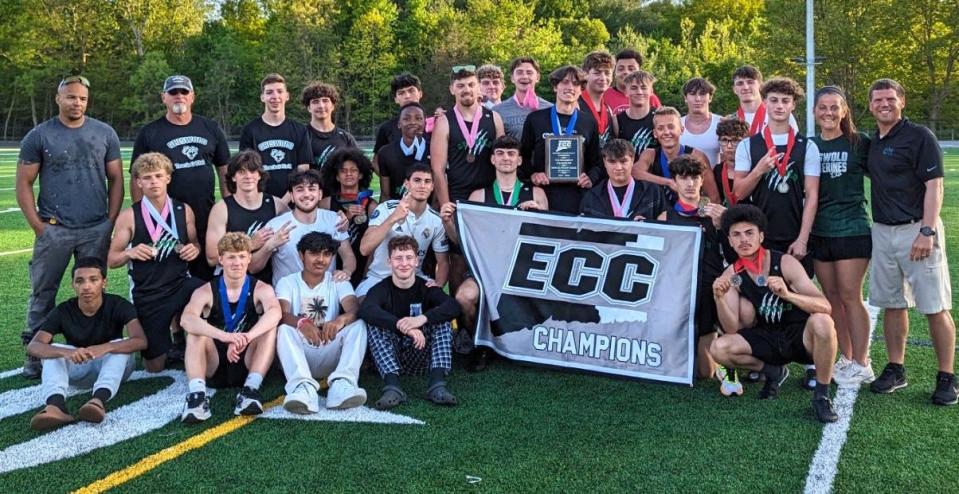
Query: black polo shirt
xmin=867 ymin=118 xmax=943 ymax=225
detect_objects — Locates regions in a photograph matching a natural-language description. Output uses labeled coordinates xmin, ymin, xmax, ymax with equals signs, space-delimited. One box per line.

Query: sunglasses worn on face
xmin=167 ymin=88 xmax=190 ymax=96
xmin=59 ymin=75 xmax=90 ymax=90
xmin=452 ymin=64 xmax=476 ymax=74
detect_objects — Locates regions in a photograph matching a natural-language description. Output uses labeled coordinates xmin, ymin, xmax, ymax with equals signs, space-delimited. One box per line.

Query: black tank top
xmin=738 ymin=250 xmax=809 ymax=327
xmin=130 ymin=198 xmax=190 ymax=301
xmin=746 ymin=133 xmax=808 ymax=244
xmin=652 ymin=145 xmax=692 ymax=205
xmin=205 ymin=275 xmax=260 ymax=333
xmin=224 ymin=194 xmax=276 ymax=284
xmin=446 ymin=107 xmax=497 ymax=202
xmin=665 ymin=208 xmax=727 ymax=281
xmin=328 ymin=191 xmax=373 ymax=287
xmin=480 ymin=181 xmax=535 ymax=206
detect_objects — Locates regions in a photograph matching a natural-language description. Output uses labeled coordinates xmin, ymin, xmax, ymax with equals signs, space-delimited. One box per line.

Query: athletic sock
xmin=805 ymin=364 xmax=816 ymax=370
xmin=814 ymin=382 xmax=830 ymax=400
xmin=384 ymin=373 xmax=400 ymax=388
xmin=93 ymin=388 xmax=112 ymax=403
xmin=428 ymin=368 xmax=446 ymax=387
xmin=244 ymin=372 xmax=263 ymax=390
xmin=46 ymin=394 xmax=68 ymax=414
xmin=188 ymin=378 xmax=206 ymax=395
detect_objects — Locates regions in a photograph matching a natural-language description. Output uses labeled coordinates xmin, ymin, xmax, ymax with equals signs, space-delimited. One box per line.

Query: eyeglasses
xmin=167 ymin=88 xmax=190 ymax=96
xmin=719 ymin=138 xmax=743 ymax=147
xmin=452 ymin=64 xmax=476 ymax=74
xmin=58 ymin=75 xmax=90 ymax=90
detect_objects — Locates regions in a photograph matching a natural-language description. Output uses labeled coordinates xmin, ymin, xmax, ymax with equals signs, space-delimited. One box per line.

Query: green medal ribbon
xmin=493 ymin=182 xmax=520 ymax=207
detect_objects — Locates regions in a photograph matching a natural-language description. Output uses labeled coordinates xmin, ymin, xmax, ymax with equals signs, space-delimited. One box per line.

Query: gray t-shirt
xmin=493 ymin=96 xmax=553 ymax=140
xmin=19 ymin=117 xmax=121 ymax=228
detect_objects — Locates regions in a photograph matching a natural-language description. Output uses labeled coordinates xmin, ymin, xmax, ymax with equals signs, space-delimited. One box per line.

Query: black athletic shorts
xmin=738 ymin=321 xmax=813 ymax=366
xmin=809 ymin=234 xmax=872 ymax=262
xmin=207 ymin=339 xmax=250 ymax=388
xmin=135 ymin=277 xmax=205 ymax=360
xmin=696 ymin=282 xmax=718 ymax=337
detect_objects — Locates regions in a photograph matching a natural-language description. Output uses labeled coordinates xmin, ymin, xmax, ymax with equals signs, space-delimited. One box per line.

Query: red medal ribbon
xmin=762 ymin=125 xmax=796 ymax=177
xmin=737 ymin=103 xmax=767 ymax=135
xmin=720 ymin=160 xmax=737 ymax=205
xmin=581 ymin=94 xmax=609 ymax=135
xmin=734 ymin=247 xmax=766 ymax=275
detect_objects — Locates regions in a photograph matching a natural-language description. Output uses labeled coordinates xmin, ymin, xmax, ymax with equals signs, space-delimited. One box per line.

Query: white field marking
xmin=0 ymin=248 xmax=31 ymax=256
xmin=803 ymin=304 xmax=880 ymax=494
xmin=0 ymin=370 xmax=215 ymax=474
xmin=260 ymin=399 xmax=424 ymax=425
xmin=0 ymin=208 xmax=22 ymax=214
xmin=0 ymin=367 xmax=25 ymax=379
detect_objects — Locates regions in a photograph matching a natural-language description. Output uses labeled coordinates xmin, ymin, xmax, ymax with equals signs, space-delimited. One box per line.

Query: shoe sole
xmin=77 ymin=403 xmax=105 ymax=424
xmin=181 ymin=411 xmax=210 ymax=424
xmin=284 ymin=399 xmax=314 ymax=414
xmin=328 ymin=393 xmax=367 ymax=410
xmin=932 ymin=394 xmax=958 ymax=406
xmin=871 ymin=381 xmax=908 ymax=394
xmin=31 ymin=415 xmax=74 ymax=431
xmin=235 ymin=403 xmax=263 ymax=416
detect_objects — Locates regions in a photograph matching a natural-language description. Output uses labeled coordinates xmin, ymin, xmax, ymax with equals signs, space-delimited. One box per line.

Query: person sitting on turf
xmin=180 ymin=233 xmax=281 ymax=423
xmin=709 ymin=205 xmax=839 ymax=423
xmin=26 ymin=257 xmax=147 ymax=430
xmin=107 ymin=152 xmax=204 ymax=371
xmin=580 ymin=138 xmax=666 ymax=220
xmin=276 ymin=232 xmax=369 ymax=413
xmin=359 ymin=235 xmax=462 ymax=410
xmin=656 ymin=155 xmax=731 ymax=387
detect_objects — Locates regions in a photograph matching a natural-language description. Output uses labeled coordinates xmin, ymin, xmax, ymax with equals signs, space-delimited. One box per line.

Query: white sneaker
xmin=834 ymin=355 xmax=853 ymax=375
xmin=834 ymin=361 xmax=876 ymax=387
xmin=284 ymin=382 xmax=320 ymax=414
xmin=326 ymin=378 xmax=367 ymax=409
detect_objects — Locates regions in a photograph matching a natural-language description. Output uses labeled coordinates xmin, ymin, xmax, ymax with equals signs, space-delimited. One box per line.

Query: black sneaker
xmin=22 ymin=355 xmax=41 ymax=380
xmin=931 ymin=372 xmax=958 ymax=406
xmin=759 ymin=365 xmax=789 ymax=400
xmin=801 ymin=368 xmax=817 ymax=390
xmin=466 ymin=348 xmax=492 ymax=373
xmin=812 ymin=396 xmax=839 ymax=423
xmin=234 ymin=387 xmax=263 ymax=416
xmin=181 ymin=392 xmax=211 ymax=423
xmin=870 ymin=363 xmax=907 ymax=394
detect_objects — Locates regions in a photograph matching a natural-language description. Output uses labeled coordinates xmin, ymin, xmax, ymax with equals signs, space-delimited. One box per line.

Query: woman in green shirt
xmin=810 ymin=86 xmax=873 ymax=387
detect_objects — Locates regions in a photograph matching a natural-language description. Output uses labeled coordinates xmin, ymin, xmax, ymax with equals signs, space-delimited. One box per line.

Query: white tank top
xmin=680 ymin=113 xmax=721 ymax=167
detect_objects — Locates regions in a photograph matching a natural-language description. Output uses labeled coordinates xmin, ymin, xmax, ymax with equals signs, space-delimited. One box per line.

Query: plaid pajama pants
xmin=367 ymin=322 xmax=453 ymax=377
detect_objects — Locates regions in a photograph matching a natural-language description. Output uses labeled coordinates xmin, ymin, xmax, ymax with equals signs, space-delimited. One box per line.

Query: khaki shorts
xmin=869 ymin=218 xmax=952 ymax=314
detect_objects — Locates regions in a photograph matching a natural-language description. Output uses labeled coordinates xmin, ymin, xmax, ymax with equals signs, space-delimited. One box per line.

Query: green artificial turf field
xmin=0 ymin=147 xmax=956 ymax=493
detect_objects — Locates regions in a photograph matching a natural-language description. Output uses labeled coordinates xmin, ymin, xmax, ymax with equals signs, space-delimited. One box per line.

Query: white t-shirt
xmin=680 ymin=113 xmax=722 ymax=167
xmin=275 ymin=272 xmax=354 ymax=324
xmin=364 ymin=200 xmax=449 ymax=281
xmin=734 ymin=133 xmax=821 ymax=178
xmin=265 ymin=210 xmax=348 ymax=286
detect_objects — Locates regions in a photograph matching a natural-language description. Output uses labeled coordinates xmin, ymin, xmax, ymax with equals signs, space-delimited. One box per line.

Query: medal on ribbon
xmin=550 ymin=106 xmax=578 ymax=136
xmin=606 ymin=179 xmax=635 ymax=218
xmin=453 ymin=106 xmax=482 ymax=163
xmin=737 ymin=103 xmax=767 ymax=135
xmin=219 ymin=276 xmax=251 ymax=333
xmin=493 ymin=181 xmax=521 ymax=207
xmin=762 ymin=126 xmax=796 ymax=194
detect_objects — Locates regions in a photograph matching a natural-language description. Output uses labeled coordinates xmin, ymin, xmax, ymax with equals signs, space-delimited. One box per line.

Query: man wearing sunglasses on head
xmin=17 ymin=75 xmax=124 ymax=379
xmin=132 ymin=75 xmax=231 ymax=282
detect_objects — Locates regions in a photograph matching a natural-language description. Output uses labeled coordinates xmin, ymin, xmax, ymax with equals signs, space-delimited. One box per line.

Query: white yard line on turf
xmin=0 ymin=367 xmax=24 ymax=379
xmin=803 ymin=304 xmax=880 ymax=494
xmin=0 ymin=248 xmax=31 ymax=256
xmin=0 ymin=208 xmax=22 ymax=214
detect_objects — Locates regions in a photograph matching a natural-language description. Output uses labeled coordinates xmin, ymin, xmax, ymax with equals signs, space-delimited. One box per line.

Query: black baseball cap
xmin=163 ymin=75 xmax=193 ymax=93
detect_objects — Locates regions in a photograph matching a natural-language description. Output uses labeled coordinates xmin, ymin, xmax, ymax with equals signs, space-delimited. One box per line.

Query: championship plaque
xmin=545 ymin=135 xmax=584 ymax=183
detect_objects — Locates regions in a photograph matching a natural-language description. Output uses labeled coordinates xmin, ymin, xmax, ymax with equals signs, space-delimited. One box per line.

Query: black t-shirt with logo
xmin=42 ymin=294 xmax=137 ymax=348
xmin=866 ymin=118 xmax=944 ymax=225
xmin=616 ymin=111 xmax=657 ymax=154
xmin=132 ymin=115 xmax=230 ymax=224
xmin=239 ymin=117 xmax=313 ymax=197
xmin=307 ymin=125 xmax=358 ymax=170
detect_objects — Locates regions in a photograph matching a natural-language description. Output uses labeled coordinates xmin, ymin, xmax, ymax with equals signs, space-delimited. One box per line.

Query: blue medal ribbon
xmin=658 ymin=150 xmax=672 ymax=179
xmin=219 ymin=276 xmax=251 ymax=333
xmin=550 ymin=107 xmax=578 ymax=136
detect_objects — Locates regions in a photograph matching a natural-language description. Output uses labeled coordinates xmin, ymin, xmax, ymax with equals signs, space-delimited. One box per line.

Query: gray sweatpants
xmin=41 ymin=343 xmax=135 ymax=404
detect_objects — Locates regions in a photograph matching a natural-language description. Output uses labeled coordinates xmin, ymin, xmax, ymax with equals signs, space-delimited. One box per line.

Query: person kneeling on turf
xmin=709 ymin=205 xmax=840 ymax=423
xmin=27 ymin=258 xmax=147 ymax=430
xmin=180 ymin=233 xmax=281 ymax=423
xmin=359 ymin=235 xmax=462 ymax=409
xmin=276 ymin=232 xmax=368 ymax=412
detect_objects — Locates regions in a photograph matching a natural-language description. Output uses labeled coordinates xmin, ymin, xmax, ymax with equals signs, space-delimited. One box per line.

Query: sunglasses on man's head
xmin=167 ymin=88 xmax=190 ymax=96
xmin=452 ymin=64 xmax=476 ymax=74
xmin=58 ymin=75 xmax=90 ymax=90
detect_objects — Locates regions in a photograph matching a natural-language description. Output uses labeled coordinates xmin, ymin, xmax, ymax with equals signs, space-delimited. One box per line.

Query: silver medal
xmin=354 ymin=214 xmax=368 ymax=225
xmin=697 ymin=198 xmax=709 ymax=217
xmin=730 ymin=274 xmax=742 ymax=287
xmin=777 ymin=181 xmax=789 ymax=194
xmin=756 ymin=275 xmax=767 ymax=287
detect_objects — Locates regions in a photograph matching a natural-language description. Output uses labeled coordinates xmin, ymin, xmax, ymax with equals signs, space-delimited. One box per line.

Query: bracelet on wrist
xmin=296 ymin=317 xmax=310 ymax=330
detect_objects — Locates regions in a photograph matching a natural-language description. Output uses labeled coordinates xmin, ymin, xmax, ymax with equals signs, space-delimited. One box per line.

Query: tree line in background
xmin=0 ymin=0 xmax=956 ymax=140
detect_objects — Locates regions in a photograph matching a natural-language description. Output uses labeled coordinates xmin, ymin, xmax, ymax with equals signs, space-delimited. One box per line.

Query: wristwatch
xmin=919 ymin=226 xmax=936 ymax=237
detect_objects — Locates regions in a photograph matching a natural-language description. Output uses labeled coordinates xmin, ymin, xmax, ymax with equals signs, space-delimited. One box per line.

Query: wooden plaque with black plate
xmin=545 ymin=135 xmax=584 ymax=183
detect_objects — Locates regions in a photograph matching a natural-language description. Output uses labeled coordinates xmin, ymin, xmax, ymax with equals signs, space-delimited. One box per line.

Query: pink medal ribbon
xmin=141 ymin=197 xmax=177 ymax=243
xmin=453 ymin=106 xmax=482 ymax=161
xmin=607 ymin=179 xmax=635 ymax=218
xmin=514 ymin=88 xmax=539 ymax=110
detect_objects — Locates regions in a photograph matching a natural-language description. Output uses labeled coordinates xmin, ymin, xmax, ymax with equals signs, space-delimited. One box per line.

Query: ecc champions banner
xmin=457 ymin=203 xmax=702 ymax=385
